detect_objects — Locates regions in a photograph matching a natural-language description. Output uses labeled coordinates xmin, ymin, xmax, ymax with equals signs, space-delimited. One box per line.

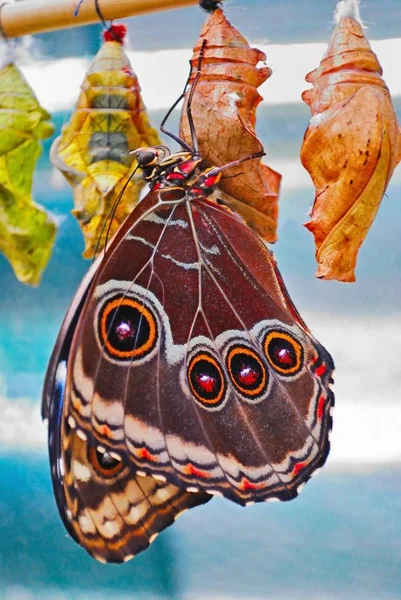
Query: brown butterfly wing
xmin=67 ymin=193 xmax=334 ymax=506
xmin=42 ymin=192 xmax=211 ymax=563
xmin=61 ymin=426 xmax=210 ymax=563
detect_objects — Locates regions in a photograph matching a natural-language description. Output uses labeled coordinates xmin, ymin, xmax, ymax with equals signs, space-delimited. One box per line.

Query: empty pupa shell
xmin=179 ymin=8 xmax=281 ymax=243
xmin=301 ymin=3 xmax=401 ymax=282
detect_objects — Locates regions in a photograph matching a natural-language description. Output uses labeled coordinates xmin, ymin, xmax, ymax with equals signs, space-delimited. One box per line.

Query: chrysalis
xmin=179 ymin=7 xmax=281 ymax=243
xmin=51 ymin=24 xmax=161 ymax=258
xmin=301 ymin=0 xmax=401 ymax=282
xmin=0 ymin=50 xmax=56 ymax=286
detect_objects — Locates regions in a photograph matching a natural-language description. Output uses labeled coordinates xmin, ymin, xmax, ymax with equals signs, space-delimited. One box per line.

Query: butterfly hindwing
xmin=42 ymin=195 xmax=212 ymax=563
xmin=61 ymin=424 xmax=210 ymax=563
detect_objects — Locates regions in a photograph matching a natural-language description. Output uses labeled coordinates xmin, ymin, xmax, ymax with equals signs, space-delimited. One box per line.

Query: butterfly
xmin=42 ymin=40 xmax=335 ymax=564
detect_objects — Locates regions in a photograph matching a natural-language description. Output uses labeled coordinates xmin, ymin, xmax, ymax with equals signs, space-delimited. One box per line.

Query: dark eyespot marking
xmin=88 ymin=447 xmax=124 ymax=479
xmin=226 ymin=346 xmax=267 ymax=398
xmin=264 ymin=330 xmax=303 ymax=376
xmin=99 ymin=297 xmax=157 ymax=360
xmin=188 ymin=352 xmax=226 ymax=408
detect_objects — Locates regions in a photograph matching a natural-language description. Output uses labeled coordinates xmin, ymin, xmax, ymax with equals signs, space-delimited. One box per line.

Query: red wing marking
xmin=140 ymin=448 xmax=156 ymax=461
xmin=241 ymin=478 xmax=266 ymax=492
xmin=317 ymin=395 xmax=326 ymax=420
xmin=100 ymin=424 xmax=112 ymax=438
xmin=186 ymin=464 xmax=212 ymax=479
xmin=292 ymin=462 xmax=307 ymax=476
xmin=315 ymin=364 xmax=327 ymax=377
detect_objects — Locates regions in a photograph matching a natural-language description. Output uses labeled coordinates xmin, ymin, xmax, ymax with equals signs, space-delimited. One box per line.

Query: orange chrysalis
xmin=301 ymin=0 xmax=401 ymax=282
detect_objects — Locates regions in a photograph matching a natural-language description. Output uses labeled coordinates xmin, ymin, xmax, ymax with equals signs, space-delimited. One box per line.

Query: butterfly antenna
xmin=159 ymin=89 xmax=193 ymax=153
xmin=159 ymin=41 xmax=207 ymax=154
xmin=91 ymin=164 xmax=140 ymax=262
xmin=185 ymin=38 xmax=207 ymax=156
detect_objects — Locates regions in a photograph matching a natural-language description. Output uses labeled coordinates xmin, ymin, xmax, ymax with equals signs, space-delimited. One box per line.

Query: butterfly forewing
xmin=65 ymin=189 xmax=334 ymax=507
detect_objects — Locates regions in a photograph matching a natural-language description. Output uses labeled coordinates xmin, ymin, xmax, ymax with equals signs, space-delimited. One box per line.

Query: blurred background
xmin=0 ymin=0 xmax=400 ymax=598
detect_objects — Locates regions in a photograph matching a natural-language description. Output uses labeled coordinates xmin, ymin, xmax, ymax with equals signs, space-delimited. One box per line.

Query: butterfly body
xmin=43 ymin=147 xmax=334 ymax=562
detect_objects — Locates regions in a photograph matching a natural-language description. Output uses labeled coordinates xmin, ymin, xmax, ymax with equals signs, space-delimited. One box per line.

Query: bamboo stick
xmin=0 ymin=0 xmax=201 ymax=38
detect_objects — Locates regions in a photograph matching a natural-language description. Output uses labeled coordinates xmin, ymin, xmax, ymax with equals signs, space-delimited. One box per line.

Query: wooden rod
xmin=0 ymin=0 xmax=200 ymax=38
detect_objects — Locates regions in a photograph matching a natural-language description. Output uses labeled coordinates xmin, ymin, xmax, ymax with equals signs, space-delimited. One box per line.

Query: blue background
xmin=0 ymin=1 xmax=400 ymax=598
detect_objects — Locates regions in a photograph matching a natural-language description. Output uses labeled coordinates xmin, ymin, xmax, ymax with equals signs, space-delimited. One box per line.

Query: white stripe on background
xmin=1 ymin=395 xmax=399 ymax=468
xmin=1 ymin=314 xmax=401 ymax=466
xmin=20 ymin=38 xmax=401 ymax=114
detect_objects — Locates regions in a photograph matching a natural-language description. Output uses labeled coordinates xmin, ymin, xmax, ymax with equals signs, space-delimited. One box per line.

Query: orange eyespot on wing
xmin=226 ymin=346 xmax=267 ymax=399
xmin=301 ymin=5 xmax=401 ymax=282
xmin=99 ymin=297 xmax=158 ymax=360
xmin=264 ymin=331 xmax=303 ymax=376
xmin=187 ymin=352 xmax=227 ymax=408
